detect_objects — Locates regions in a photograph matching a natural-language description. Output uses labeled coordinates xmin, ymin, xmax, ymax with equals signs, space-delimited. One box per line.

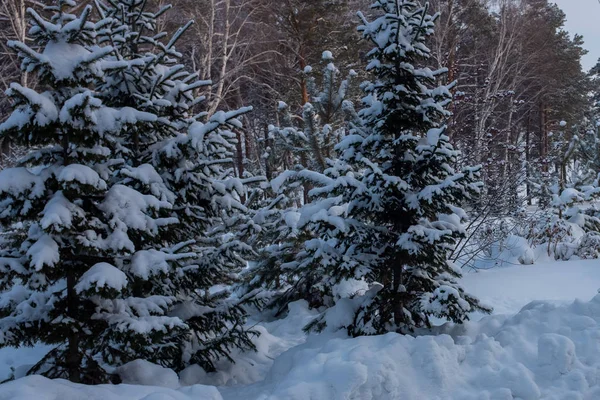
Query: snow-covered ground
xmin=3 ymin=259 xmax=600 ymax=399
xmin=462 ymin=259 xmax=600 ymax=316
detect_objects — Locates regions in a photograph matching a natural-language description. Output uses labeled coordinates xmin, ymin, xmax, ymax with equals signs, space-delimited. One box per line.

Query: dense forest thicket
xmin=0 ymin=0 xmax=599 ymax=385
xmin=1 ymin=0 xmax=591 ymax=188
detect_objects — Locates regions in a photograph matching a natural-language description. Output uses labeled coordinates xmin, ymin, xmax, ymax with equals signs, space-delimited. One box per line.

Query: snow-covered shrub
xmin=575 ymin=232 xmax=600 ymax=259
xmin=452 ymin=211 xmax=536 ymax=270
xmin=527 ymin=211 xmax=576 ymax=260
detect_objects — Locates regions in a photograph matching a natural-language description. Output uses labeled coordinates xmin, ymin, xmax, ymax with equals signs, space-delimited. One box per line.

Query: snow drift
xmin=6 ymin=288 xmax=600 ymax=399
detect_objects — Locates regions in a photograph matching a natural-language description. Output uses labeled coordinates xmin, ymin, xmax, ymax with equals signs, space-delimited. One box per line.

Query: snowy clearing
xmin=3 ymin=259 xmax=600 ymax=399
xmin=462 ymin=259 xmax=600 ymax=316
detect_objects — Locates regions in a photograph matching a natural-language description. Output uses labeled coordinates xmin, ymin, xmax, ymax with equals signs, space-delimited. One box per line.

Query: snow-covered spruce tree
xmin=0 ymin=1 xmax=190 ymax=383
xmin=268 ymin=51 xmax=359 ymax=177
xmin=343 ymin=0 xmax=490 ymax=333
xmin=244 ymin=52 xmax=361 ymax=312
xmin=258 ymin=0 xmax=490 ymax=334
xmin=94 ymin=0 xmax=200 ymax=152
xmin=152 ymin=110 xmax=263 ymax=371
xmin=94 ymin=0 xmax=261 ymax=372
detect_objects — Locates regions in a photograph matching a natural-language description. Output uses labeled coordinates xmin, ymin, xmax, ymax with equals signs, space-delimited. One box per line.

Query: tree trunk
xmin=526 ymin=112 xmax=531 ymax=205
xmin=66 ymin=271 xmax=81 ymax=383
xmin=539 ymin=101 xmax=548 ymax=172
xmin=392 ymin=259 xmax=404 ymax=327
xmin=264 ymin=123 xmax=272 ymax=181
xmin=235 ymin=129 xmax=244 ymax=178
xmin=299 ymin=44 xmax=309 ymax=105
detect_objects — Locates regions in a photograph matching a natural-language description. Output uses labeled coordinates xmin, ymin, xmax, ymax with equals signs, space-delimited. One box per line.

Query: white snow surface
xmin=4 ymin=260 xmax=600 ymax=399
xmin=0 ymin=376 xmax=223 ymax=400
xmin=461 ymin=259 xmax=600 ymax=316
xmin=117 ymin=359 xmax=180 ymax=389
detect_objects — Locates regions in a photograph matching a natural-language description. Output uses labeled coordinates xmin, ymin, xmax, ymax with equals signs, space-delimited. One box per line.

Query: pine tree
xmin=267 ymin=52 xmax=359 ymax=179
xmin=253 ymin=0 xmax=490 ymax=333
xmin=342 ymin=0 xmax=490 ymax=333
xmin=245 ymin=52 xmax=361 ymax=312
xmin=0 ymin=0 xmax=259 ymax=383
xmin=95 ymin=0 xmax=262 ymax=372
xmin=0 ymin=1 xmax=186 ymax=383
xmin=303 ymin=51 xmax=359 ymax=170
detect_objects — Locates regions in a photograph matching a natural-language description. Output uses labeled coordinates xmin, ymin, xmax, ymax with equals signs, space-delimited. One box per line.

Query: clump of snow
xmin=331 ymin=278 xmax=369 ymax=300
xmin=26 ymin=234 xmax=59 ymax=271
xmin=120 ymin=164 xmax=164 ymax=186
xmin=40 ymin=191 xmax=84 ymax=231
xmin=93 ymin=296 xmax=185 ymax=335
xmin=42 ymin=41 xmax=98 ymax=81
xmin=322 ymin=50 xmax=334 ymax=60
xmin=283 ymin=211 xmax=300 ymax=229
xmin=75 ymin=263 xmax=127 ymax=294
xmin=129 ymin=250 xmax=193 ymax=280
xmin=58 ymin=91 xmax=156 ymax=136
xmin=0 ymin=85 xmax=57 ymax=131
xmin=506 ymin=234 xmax=535 ymax=265
xmin=0 ymin=167 xmax=45 ymax=198
xmin=117 ymin=359 xmax=179 ymax=389
xmin=58 ymin=164 xmax=107 ymax=190
xmin=101 ymin=184 xmax=175 ymax=236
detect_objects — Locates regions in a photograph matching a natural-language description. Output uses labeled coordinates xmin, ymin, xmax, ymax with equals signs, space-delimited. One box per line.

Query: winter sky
xmin=554 ymin=0 xmax=600 ymax=71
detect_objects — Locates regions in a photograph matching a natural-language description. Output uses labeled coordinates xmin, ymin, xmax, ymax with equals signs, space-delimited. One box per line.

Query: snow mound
xmin=183 ymin=300 xmax=320 ymax=387
xmin=7 ymin=280 xmax=600 ymax=399
xmin=0 ymin=375 xmax=222 ymax=400
xmin=117 ymin=359 xmax=179 ymax=389
xmin=226 ymin=294 xmax=600 ymax=400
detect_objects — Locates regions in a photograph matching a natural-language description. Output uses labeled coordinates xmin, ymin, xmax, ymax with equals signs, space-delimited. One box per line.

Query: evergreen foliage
xmin=251 ymin=0 xmax=490 ymax=334
xmin=4 ymin=0 xmax=593 ymax=387
xmin=0 ymin=0 xmax=259 ymax=382
xmin=246 ymin=52 xmax=361 ymax=313
xmin=266 ymin=52 xmax=359 ymax=177
xmin=96 ymin=0 xmax=263 ymax=374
